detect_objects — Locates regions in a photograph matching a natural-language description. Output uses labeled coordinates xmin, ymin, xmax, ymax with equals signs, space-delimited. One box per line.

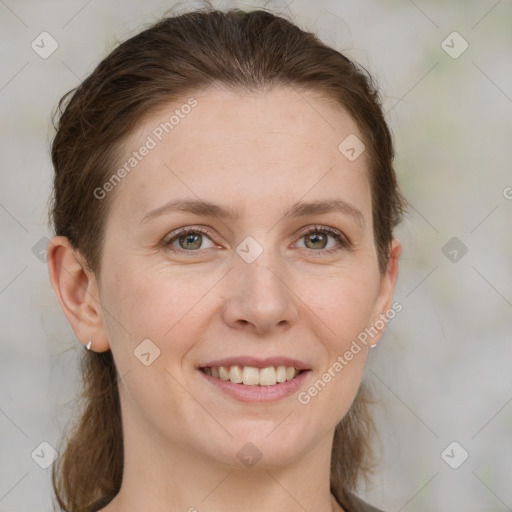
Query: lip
xmin=198 ymin=356 xmax=310 ymax=371
xmin=199 ymin=368 xmax=311 ymax=402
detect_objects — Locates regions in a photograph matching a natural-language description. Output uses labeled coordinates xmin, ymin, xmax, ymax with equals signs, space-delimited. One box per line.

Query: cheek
xmin=98 ymin=260 xmax=204 ymax=415
xmin=295 ymin=271 xmax=378 ymax=421
xmin=301 ymin=265 xmax=381 ymax=349
xmin=99 ymin=257 xmax=215 ymax=359
xmin=294 ymin=283 xmax=376 ymax=446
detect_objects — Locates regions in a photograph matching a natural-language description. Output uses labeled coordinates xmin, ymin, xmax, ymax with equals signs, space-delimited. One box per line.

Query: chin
xmin=201 ymin=426 xmax=314 ymax=470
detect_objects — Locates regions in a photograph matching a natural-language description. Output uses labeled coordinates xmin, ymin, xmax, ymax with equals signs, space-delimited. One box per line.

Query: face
xmin=93 ymin=86 xmax=399 ymax=469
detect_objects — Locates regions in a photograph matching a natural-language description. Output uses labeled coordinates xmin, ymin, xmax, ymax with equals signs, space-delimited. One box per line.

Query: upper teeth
xmin=203 ymin=365 xmax=298 ymax=386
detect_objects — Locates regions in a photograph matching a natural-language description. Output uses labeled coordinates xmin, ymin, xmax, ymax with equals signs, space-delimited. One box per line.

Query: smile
xmin=200 ymin=365 xmax=303 ymax=386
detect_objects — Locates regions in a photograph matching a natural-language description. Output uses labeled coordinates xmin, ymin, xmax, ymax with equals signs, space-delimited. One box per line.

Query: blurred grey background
xmin=0 ymin=0 xmax=511 ymax=511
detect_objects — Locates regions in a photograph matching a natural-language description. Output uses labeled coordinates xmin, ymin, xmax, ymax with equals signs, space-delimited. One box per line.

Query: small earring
xmin=86 ymin=340 xmax=92 ymax=350
xmin=370 ymin=343 xmax=377 ymax=348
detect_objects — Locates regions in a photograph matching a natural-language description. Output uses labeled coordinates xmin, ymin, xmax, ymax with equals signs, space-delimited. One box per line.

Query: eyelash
xmin=162 ymin=225 xmax=351 ymax=256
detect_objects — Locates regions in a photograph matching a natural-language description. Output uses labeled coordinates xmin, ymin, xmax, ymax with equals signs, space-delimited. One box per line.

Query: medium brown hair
xmin=49 ymin=6 xmax=407 ymax=511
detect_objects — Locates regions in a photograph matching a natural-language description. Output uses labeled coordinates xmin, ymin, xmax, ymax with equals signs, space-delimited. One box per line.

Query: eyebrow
xmin=140 ymin=198 xmax=365 ymax=229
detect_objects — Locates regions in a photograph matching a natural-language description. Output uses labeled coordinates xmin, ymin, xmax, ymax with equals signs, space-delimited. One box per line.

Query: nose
xmin=221 ymin=252 xmax=299 ymax=335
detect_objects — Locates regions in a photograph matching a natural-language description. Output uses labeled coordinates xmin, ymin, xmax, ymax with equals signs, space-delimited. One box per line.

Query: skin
xmin=48 ymin=86 xmax=401 ymax=512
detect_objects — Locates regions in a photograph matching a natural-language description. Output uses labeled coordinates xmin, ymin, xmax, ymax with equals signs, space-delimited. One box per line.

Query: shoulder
xmin=345 ymin=491 xmax=385 ymax=512
xmin=334 ymin=488 xmax=385 ymax=512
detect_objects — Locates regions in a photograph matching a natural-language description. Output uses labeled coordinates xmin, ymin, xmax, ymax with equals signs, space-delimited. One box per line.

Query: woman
xmin=47 ymin=7 xmax=406 ymax=512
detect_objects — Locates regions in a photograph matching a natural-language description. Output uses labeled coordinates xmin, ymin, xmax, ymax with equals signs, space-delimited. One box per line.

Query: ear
xmin=368 ymin=236 xmax=402 ymax=347
xmin=47 ymin=236 xmax=110 ymax=352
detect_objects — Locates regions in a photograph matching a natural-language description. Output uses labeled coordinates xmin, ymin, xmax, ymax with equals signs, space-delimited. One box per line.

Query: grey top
xmin=337 ymin=489 xmax=385 ymax=512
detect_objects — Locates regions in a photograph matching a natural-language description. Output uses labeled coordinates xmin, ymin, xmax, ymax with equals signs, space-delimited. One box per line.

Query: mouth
xmin=199 ymin=365 xmax=307 ymax=386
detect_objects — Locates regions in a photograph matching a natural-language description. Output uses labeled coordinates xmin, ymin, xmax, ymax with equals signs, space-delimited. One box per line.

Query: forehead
xmin=106 ymin=86 xmax=371 ymax=224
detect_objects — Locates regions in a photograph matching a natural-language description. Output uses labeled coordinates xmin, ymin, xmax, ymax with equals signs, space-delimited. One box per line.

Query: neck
xmin=104 ymin=406 xmax=344 ymax=512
